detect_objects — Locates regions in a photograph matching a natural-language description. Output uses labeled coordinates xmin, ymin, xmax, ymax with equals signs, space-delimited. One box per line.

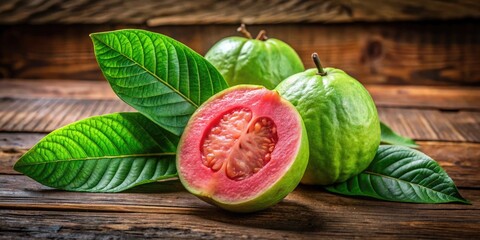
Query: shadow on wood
xmin=196 ymin=199 xmax=323 ymax=232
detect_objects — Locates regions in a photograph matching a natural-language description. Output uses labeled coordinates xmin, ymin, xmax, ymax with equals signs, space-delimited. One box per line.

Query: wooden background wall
xmin=1 ymin=0 xmax=479 ymax=85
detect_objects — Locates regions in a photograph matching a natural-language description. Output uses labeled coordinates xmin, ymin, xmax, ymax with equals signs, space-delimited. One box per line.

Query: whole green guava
xmin=205 ymin=24 xmax=304 ymax=89
xmin=276 ymin=53 xmax=381 ymax=185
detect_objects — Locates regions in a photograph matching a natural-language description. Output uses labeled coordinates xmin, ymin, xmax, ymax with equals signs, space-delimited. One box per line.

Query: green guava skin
xmin=205 ymin=37 xmax=304 ymax=89
xmin=176 ymin=85 xmax=309 ymax=213
xmin=276 ymin=68 xmax=380 ymax=185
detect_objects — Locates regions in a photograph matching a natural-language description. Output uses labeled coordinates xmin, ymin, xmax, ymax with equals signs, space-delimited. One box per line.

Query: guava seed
xmin=201 ymin=108 xmax=278 ymax=180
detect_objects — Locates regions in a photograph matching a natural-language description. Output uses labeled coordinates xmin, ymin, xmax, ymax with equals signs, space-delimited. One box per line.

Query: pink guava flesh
xmin=202 ymin=108 xmax=278 ymax=180
xmin=178 ymin=86 xmax=303 ymax=203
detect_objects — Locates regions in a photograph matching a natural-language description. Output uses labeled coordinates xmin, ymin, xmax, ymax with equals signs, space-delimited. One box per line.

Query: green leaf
xmin=380 ymin=121 xmax=418 ymax=148
xmin=90 ymin=29 xmax=228 ymax=136
xmin=14 ymin=113 xmax=179 ymax=193
xmin=325 ymin=145 xmax=469 ymax=204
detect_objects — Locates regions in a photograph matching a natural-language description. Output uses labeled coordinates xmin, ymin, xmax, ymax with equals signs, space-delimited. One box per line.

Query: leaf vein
xmin=15 ymin=152 xmax=176 ymax=167
xmin=364 ymin=170 xmax=460 ymax=200
xmin=92 ymin=33 xmax=198 ymax=108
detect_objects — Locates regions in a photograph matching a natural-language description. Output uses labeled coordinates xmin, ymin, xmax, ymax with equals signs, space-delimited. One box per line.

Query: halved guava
xmin=177 ymin=85 xmax=309 ymax=212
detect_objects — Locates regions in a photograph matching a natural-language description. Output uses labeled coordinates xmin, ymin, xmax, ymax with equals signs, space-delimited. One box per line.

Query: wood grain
xmin=366 ymin=85 xmax=480 ymax=110
xmin=0 ymin=79 xmax=478 ymax=238
xmin=2 ymin=133 xmax=479 ymax=187
xmin=0 ymin=148 xmax=25 ymax=175
xmin=0 ymin=133 xmax=43 ymax=174
xmin=0 ymin=175 xmax=477 ymax=210
xmin=0 ymin=180 xmax=478 ymax=239
xmin=1 ymin=96 xmax=479 ymax=142
xmin=0 ymin=1 xmax=479 ymax=235
xmin=0 ymin=79 xmax=119 ymax=100
xmin=2 ymin=80 xmax=480 ymax=109
xmin=0 ymin=0 xmax=478 ymax=25
xmin=2 ymin=206 xmax=477 ymax=239
xmin=1 ymin=22 xmax=479 ymax=85
xmin=379 ymin=108 xmax=480 ymax=142
xmin=0 ymin=98 xmax=133 ymax=132
xmin=418 ymin=141 xmax=480 ymax=188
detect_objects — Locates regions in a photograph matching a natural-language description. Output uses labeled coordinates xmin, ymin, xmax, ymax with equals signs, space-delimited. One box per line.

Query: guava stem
xmin=255 ymin=30 xmax=268 ymax=40
xmin=312 ymin=52 xmax=327 ymax=76
xmin=237 ymin=23 xmax=253 ymax=39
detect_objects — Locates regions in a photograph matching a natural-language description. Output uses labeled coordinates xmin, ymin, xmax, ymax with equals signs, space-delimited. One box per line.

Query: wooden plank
xmin=3 ymin=80 xmax=480 ymax=109
xmin=1 ymin=176 xmax=471 ymax=213
xmin=0 ymin=176 xmax=198 ymax=208
xmin=366 ymin=85 xmax=480 ymax=110
xmin=1 ymin=21 xmax=479 ymax=85
xmin=0 ymin=133 xmax=43 ymax=174
xmin=2 ymin=96 xmax=479 ymax=142
xmin=0 ymin=176 xmax=201 ymax=208
xmin=0 ymin=148 xmax=25 ymax=174
xmin=1 ymin=98 xmax=55 ymax=131
xmin=3 ymin=205 xmax=476 ymax=239
xmin=2 ymin=130 xmax=478 ymax=187
xmin=378 ymin=108 xmax=480 ymax=143
xmin=0 ymin=98 xmax=133 ymax=132
xmin=0 ymin=183 xmax=478 ymax=239
xmin=0 ymin=79 xmax=118 ymax=100
xmin=0 ymin=0 xmax=478 ymax=25
xmin=0 ymin=207 xmax=477 ymax=239
xmin=0 ymin=133 xmax=44 ymax=148
xmin=418 ymin=141 xmax=480 ymax=188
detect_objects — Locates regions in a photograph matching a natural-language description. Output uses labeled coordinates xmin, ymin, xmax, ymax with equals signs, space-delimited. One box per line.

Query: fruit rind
xmin=276 ymin=68 xmax=380 ymax=185
xmin=177 ymin=85 xmax=309 ymax=212
xmin=205 ymin=37 xmax=304 ymax=89
xmin=213 ymin=115 xmax=308 ymax=212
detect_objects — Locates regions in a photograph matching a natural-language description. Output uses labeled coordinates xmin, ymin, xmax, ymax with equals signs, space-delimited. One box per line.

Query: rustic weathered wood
xmin=0 ymin=148 xmax=25 ymax=174
xmin=0 ymin=79 xmax=478 ymax=238
xmin=0 ymin=0 xmax=478 ymax=25
xmin=0 ymin=181 xmax=478 ymax=239
xmin=366 ymin=85 xmax=480 ymax=110
xmin=2 ymin=132 xmax=479 ymax=188
xmin=0 ymin=98 xmax=133 ymax=132
xmin=3 ymin=80 xmax=480 ymax=109
xmin=1 ymin=22 xmax=479 ymax=85
xmin=0 ymin=79 xmax=118 ymax=99
xmin=2 ymin=96 xmax=479 ymax=142
xmin=2 ymin=174 xmax=477 ymax=210
xmin=0 ymin=149 xmax=20 ymax=175
xmin=0 ymin=153 xmax=477 ymax=235
xmin=379 ymin=108 xmax=480 ymax=143
xmin=2 ymin=205 xmax=477 ymax=239
xmin=0 ymin=133 xmax=43 ymax=174
xmin=0 ymin=133 xmax=44 ymax=149
xmin=418 ymin=141 xmax=480 ymax=188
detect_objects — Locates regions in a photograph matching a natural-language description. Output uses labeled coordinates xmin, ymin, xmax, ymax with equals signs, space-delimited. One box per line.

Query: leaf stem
xmin=312 ymin=52 xmax=327 ymax=76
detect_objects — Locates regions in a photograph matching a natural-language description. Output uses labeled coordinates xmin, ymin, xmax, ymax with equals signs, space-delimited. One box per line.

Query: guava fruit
xmin=177 ymin=85 xmax=309 ymax=212
xmin=205 ymin=24 xmax=304 ymax=89
xmin=276 ymin=53 xmax=380 ymax=185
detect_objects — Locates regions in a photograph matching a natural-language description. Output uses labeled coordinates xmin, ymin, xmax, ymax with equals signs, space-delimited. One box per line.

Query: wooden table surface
xmin=0 ymin=79 xmax=479 ymax=239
